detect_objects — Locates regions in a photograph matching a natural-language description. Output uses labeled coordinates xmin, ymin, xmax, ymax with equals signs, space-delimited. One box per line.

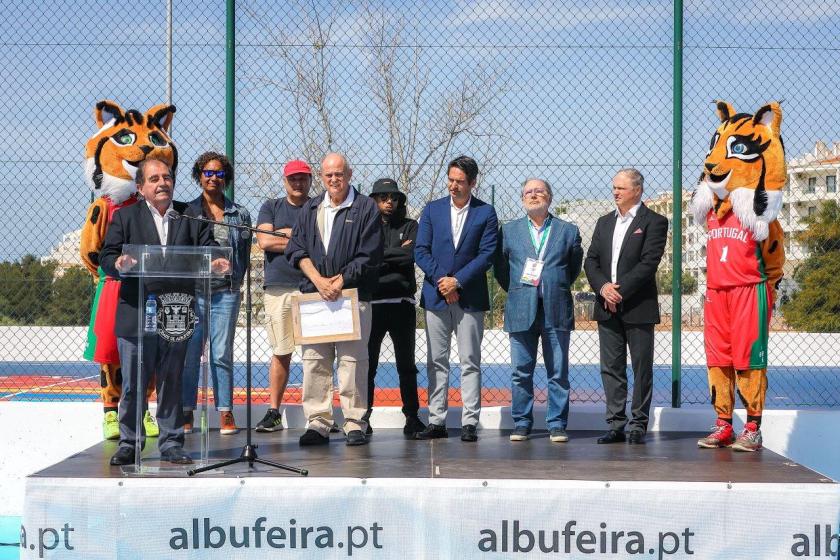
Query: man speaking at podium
xmin=101 ymin=157 xmax=227 ymax=466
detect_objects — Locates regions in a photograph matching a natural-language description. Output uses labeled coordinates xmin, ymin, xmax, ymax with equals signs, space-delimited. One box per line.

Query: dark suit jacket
xmin=100 ymin=200 xmax=215 ymax=337
xmin=584 ymin=203 xmax=668 ymax=324
xmin=414 ymin=195 xmax=498 ymax=312
xmin=494 ymin=214 xmax=583 ymax=332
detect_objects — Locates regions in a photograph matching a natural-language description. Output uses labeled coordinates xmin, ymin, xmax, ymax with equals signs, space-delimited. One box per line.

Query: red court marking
xmin=3 ymin=376 xmax=516 ymax=407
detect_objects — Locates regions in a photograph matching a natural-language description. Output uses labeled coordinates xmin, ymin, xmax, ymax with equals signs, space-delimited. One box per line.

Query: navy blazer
xmin=100 ymin=200 xmax=215 ymax=337
xmin=494 ymin=215 xmax=583 ymax=332
xmin=414 ymin=196 xmax=498 ymax=312
xmin=285 ymin=188 xmax=383 ymax=301
xmin=583 ymin=203 xmax=668 ymax=324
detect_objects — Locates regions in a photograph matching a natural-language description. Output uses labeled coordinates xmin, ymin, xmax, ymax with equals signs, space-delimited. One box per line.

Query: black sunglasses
xmin=375 ymin=193 xmax=400 ymax=202
xmin=202 ymin=170 xmax=226 ymax=179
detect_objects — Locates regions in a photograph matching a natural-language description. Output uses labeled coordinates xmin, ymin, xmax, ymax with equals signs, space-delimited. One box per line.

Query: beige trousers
xmin=301 ymin=301 xmax=371 ymax=435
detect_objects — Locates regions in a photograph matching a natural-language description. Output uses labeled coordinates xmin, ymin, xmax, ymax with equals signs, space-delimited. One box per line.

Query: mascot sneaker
xmin=143 ymin=410 xmax=160 ymax=438
xmin=103 ymin=410 xmax=120 ymax=440
xmin=731 ymin=421 xmax=762 ymax=452
xmin=697 ymin=419 xmax=735 ymax=448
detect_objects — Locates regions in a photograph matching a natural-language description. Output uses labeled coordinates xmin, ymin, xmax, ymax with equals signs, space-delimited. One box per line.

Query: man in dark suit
xmin=495 ymin=178 xmax=583 ymax=443
xmin=414 ymin=155 xmax=498 ymax=442
xmin=584 ymin=168 xmax=667 ymax=445
xmin=100 ymin=158 xmax=225 ymax=466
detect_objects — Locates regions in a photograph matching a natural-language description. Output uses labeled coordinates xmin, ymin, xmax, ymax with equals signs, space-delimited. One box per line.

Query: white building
xmin=782 ymin=140 xmax=840 ymax=266
xmin=42 ymin=229 xmax=84 ymax=276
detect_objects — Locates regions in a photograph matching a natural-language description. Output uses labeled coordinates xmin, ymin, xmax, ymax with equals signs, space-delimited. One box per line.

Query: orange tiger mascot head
xmin=83 ymin=100 xmax=177 ymax=203
xmin=690 ymin=100 xmax=785 ymax=241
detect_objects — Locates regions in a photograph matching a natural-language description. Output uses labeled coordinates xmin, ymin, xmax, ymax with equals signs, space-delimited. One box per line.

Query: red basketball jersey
xmin=705 ymin=209 xmax=765 ymax=288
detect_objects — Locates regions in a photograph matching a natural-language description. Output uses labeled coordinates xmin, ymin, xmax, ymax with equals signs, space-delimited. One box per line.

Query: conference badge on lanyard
xmin=521 ymin=219 xmax=551 ymax=287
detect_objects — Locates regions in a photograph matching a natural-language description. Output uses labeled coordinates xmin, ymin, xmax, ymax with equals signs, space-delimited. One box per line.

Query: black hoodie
xmin=373 ymin=204 xmax=418 ymax=301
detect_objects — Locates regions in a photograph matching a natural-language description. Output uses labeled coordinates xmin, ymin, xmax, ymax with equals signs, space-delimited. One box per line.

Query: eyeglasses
xmin=523 ymin=188 xmax=548 ymax=197
xmin=375 ymin=193 xmax=400 ymax=202
xmin=202 ymin=170 xmax=226 ymax=179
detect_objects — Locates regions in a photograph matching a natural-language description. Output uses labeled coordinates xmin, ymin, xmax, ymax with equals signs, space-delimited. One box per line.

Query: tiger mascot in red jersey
xmin=690 ymin=101 xmax=786 ymax=452
xmin=80 ymin=100 xmax=177 ymax=440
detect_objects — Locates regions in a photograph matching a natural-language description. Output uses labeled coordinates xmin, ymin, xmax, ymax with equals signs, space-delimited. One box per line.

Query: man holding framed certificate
xmin=285 ymin=153 xmax=383 ymax=446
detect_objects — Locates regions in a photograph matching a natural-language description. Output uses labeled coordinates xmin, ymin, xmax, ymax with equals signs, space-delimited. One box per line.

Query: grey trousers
xmin=597 ymin=316 xmax=655 ymax=433
xmin=117 ymin=336 xmax=187 ymax=452
xmin=425 ymin=306 xmax=485 ymax=426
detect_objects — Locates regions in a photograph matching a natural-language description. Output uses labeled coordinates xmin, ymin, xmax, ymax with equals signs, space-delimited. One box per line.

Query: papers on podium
xmin=291 ymin=288 xmax=361 ymax=344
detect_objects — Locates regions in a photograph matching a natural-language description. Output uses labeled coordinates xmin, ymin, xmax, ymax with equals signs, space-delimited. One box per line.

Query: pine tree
xmin=782 ymin=201 xmax=840 ymax=332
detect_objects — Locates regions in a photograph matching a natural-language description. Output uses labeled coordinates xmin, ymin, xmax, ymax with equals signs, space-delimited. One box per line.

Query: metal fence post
xmin=671 ymin=0 xmax=684 ymax=408
xmin=224 ymin=0 xmax=235 ymax=201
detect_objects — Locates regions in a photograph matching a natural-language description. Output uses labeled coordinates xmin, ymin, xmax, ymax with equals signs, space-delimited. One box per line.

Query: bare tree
xmin=242 ymin=0 xmax=337 ymax=177
xmin=365 ymin=7 xmax=503 ymax=202
xmin=240 ymin=0 xmax=503 ymax=203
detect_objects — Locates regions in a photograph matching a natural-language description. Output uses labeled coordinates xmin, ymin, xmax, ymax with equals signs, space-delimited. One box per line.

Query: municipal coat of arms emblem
xmin=156 ymin=292 xmax=197 ymax=343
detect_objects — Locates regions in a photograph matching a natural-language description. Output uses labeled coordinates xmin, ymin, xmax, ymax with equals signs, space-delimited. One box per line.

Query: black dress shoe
xmin=161 ymin=446 xmax=193 ymax=464
xmin=110 ymin=446 xmax=137 ymax=466
xmin=299 ymin=429 xmax=330 ymax=446
xmin=346 ymin=430 xmax=367 ymax=446
xmin=403 ymin=416 xmax=427 ymax=439
xmin=415 ymin=423 xmax=448 ymax=440
xmin=597 ymin=430 xmax=626 ymax=444
xmin=460 ymin=424 xmax=478 ymax=442
xmin=628 ymin=430 xmax=646 ymax=444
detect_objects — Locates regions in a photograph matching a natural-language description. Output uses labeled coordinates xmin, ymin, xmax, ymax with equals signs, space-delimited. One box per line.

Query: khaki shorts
xmin=264 ymin=286 xmax=299 ymax=356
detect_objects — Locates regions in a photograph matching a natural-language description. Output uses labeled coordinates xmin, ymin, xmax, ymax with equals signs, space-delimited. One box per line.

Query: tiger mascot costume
xmin=80 ymin=100 xmax=177 ymax=440
xmin=690 ymin=101 xmax=785 ymax=452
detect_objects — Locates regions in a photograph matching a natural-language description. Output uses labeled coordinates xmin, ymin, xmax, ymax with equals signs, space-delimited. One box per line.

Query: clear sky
xmin=1 ymin=0 xmax=838 ymax=260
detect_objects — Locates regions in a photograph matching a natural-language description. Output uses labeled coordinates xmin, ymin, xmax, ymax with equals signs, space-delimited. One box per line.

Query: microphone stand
xmin=176 ymin=213 xmax=307 ymax=477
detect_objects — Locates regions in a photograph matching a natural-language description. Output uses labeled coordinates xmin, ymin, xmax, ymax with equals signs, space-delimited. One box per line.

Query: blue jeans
xmin=509 ymin=302 xmax=571 ymax=431
xmin=182 ymin=289 xmax=240 ymax=411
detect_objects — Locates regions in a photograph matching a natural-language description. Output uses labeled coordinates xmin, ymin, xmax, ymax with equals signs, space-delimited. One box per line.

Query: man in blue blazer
xmin=495 ymin=178 xmax=583 ymax=443
xmin=414 ymin=156 xmax=498 ymax=442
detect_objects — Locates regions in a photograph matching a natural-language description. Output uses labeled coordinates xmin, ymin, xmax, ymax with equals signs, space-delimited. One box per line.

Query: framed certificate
xmin=291 ymin=288 xmax=362 ymax=344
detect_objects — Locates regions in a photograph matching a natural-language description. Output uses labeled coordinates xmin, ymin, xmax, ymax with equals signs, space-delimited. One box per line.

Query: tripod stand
xmin=177 ymin=214 xmax=307 ymax=476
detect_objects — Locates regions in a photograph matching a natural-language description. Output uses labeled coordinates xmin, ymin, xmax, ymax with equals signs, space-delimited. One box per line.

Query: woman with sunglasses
xmin=181 ymin=151 xmax=251 ymax=435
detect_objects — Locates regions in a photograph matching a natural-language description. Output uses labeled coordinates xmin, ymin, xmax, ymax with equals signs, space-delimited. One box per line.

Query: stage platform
xmin=32 ymin=428 xmax=831 ymax=483
xmin=22 ymin=428 xmax=840 ymax=559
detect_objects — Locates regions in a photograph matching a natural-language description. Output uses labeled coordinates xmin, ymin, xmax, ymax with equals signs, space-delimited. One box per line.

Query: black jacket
xmin=373 ymin=215 xmax=418 ymax=300
xmin=285 ymin=188 xmax=383 ymax=301
xmin=584 ymin=203 xmax=668 ymax=324
xmin=100 ymin=200 xmax=215 ymax=337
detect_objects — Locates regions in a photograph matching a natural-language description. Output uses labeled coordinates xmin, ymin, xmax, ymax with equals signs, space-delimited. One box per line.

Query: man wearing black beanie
xmin=366 ymin=178 xmax=426 ymax=438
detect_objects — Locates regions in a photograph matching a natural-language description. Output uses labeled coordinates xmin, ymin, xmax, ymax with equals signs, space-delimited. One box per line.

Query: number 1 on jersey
xmin=720 ymin=245 xmax=729 ymax=263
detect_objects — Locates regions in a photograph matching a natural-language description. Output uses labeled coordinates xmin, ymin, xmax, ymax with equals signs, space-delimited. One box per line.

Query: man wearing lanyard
xmin=494 ymin=178 xmax=583 ymax=442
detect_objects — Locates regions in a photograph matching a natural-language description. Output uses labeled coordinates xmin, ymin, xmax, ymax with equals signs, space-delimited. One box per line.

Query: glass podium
xmin=118 ymin=244 xmax=232 ymax=476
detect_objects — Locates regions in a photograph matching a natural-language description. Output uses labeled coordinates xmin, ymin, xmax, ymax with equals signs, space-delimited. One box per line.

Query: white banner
xmin=22 ymin=477 xmax=840 ymax=559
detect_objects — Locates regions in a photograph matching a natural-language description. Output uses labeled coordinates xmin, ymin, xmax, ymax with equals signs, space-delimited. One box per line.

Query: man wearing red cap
xmin=254 ymin=159 xmax=312 ymax=432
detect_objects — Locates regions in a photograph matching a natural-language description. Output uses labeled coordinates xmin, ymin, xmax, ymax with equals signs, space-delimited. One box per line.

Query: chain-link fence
xmin=1 ymin=0 xmax=838 ymax=410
